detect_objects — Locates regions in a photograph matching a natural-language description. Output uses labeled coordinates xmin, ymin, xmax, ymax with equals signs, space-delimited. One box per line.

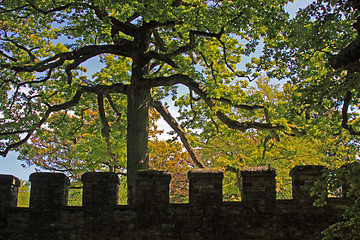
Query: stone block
xmin=188 ymin=169 xmax=224 ymax=206
xmin=134 ymin=170 xmax=171 ymax=206
xmin=289 ymin=165 xmax=326 ymax=203
xmin=29 ymin=172 xmax=70 ymax=208
xmin=82 ymin=172 xmax=120 ymax=208
xmin=240 ymin=167 xmax=276 ymax=205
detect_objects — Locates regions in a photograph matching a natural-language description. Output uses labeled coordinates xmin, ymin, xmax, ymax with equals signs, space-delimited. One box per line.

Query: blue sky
xmin=1 ymin=0 xmax=314 ymax=180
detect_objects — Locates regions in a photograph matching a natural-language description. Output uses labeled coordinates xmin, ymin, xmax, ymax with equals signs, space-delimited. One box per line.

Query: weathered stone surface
xmin=0 ymin=166 xmax=352 ymax=240
xmin=82 ymin=172 xmax=120 ymax=208
xmin=135 ymin=170 xmax=171 ymax=206
xmin=290 ymin=165 xmax=327 ymax=203
xmin=188 ymin=168 xmax=224 ymax=206
xmin=29 ymin=172 xmax=70 ymax=209
xmin=240 ymin=167 xmax=276 ymax=206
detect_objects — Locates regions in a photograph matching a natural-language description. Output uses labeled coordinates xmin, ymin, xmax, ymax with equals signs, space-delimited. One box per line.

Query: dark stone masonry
xmin=0 ymin=165 xmax=351 ymax=240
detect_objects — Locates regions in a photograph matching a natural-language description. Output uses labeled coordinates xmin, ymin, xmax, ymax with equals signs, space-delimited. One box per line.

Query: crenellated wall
xmin=0 ymin=165 xmax=351 ymax=240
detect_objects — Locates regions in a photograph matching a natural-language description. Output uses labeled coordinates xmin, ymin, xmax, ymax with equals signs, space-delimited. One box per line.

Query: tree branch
xmin=181 ymin=89 xmax=198 ymax=128
xmin=0 ymin=5 xmax=31 ymax=14
xmin=215 ymin=97 xmax=265 ymax=111
xmin=98 ymin=93 xmax=117 ymax=172
xmin=106 ymin=94 xmax=123 ymax=119
xmin=25 ymin=0 xmax=73 ymax=15
xmin=150 ymin=98 xmax=206 ymax=168
xmin=145 ymin=51 xmax=178 ymax=68
xmin=153 ymin=29 xmax=167 ymax=52
xmin=98 ymin=93 xmax=111 ymax=139
xmin=8 ymin=69 xmax=54 ymax=111
xmin=341 ymin=91 xmax=360 ymax=135
xmin=0 ymin=37 xmax=36 ymax=62
xmin=217 ymin=37 xmax=253 ymax=80
xmin=0 ymin=50 xmax=18 ymax=62
xmin=1 ymin=44 xmax=132 ymax=84
xmin=0 ymin=90 xmax=84 ymax=157
xmin=80 ymin=82 xmax=128 ymax=95
xmin=0 ymin=130 xmax=29 ymax=136
xmin=199 ymin=51 xmax=217 ymax=82
xmin=150 ymin=74 xmax=304 ymax=134
xmin=87 ymin=4 xmax=137 ymax=37
xmin=145 ymin=30 xmax=222 ymax=67
xmin=329 ymin=37 xmax=360 ymax=71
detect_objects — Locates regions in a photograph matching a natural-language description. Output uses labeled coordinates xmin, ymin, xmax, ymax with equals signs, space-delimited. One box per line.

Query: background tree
xmin=150 ymin=138 xmax=192 ymax=203
xmin=193 ymin=77 xmax=356 ymax=199
xmin=255 ymin=0 xmax=360 ymax=238
xmin=258 ymin=0 xmax=360 ymax=137
xmin=17 ymin=180 xmax=30 ymax=207
xmin=0 ymin=0 xmax=301 ymax=203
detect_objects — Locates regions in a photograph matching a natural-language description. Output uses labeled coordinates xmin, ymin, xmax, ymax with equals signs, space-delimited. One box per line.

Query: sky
xmin=1 ymin=0 xmax=314 ymax=181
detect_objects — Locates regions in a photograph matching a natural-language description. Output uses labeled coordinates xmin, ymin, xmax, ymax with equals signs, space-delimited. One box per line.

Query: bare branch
xmin=98 ymin=93 xmax=111 ymax=137
xmin=181 ymin=89 xmax=198 ymax=128
xmin=126 ymin=12 xmax=141 ymax=23
xmin=215 ymin=97 xmax=265 ymax=111
xmin=7 ymin=68 xmax=53 ymax=112
xmin=151 ymin=98 xmax=206 ymax=168
xmin=199 ymin=51 xmax=217 ymax=82
xmin=0 ymin=5 xmax=31 ymax=13
xmin=153 ymin=29 xmax=167 ymax=52
xmin=97 ymin=93 xmax=117 ymax=171
xmin=0 ymin=130 xmax=29 ymax=136
xmin=166 ymin=30 xmax=196 ymax=57
xmin=65 ymin=53 xmax=98 ymax=84
xmin=145 ymin=51 xmax=178 ymax=68
xmin=217 ymin=37 xmax=254 ymax=81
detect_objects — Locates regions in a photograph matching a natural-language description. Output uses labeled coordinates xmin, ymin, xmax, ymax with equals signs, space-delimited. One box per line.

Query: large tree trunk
xmin=126 ymin=24 xmax=153 ymax=204
xmin=126 ymin=81 xmax=151 ymax=205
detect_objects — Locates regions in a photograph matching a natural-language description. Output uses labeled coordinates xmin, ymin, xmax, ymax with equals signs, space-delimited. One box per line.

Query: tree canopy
xmin=0 ymin=0 xmax=301 ymax=203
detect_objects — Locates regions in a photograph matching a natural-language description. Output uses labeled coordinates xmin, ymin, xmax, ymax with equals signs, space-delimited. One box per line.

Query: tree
xmin=194 ymin=77 xmax=355 ymax=199
xmin=259 ymin=0 xmax=360 ymax=137
xmin=1 ymin=0 xmax=301 ymax=204
xmin=17 ymin=180 xmax=30 ymax=207
xmin=18 ymin=107 xmax=127 ymax=179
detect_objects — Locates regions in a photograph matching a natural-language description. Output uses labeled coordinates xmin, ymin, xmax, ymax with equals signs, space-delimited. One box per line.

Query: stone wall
xmin=0 ymin=165 xmax=350 ymax=240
